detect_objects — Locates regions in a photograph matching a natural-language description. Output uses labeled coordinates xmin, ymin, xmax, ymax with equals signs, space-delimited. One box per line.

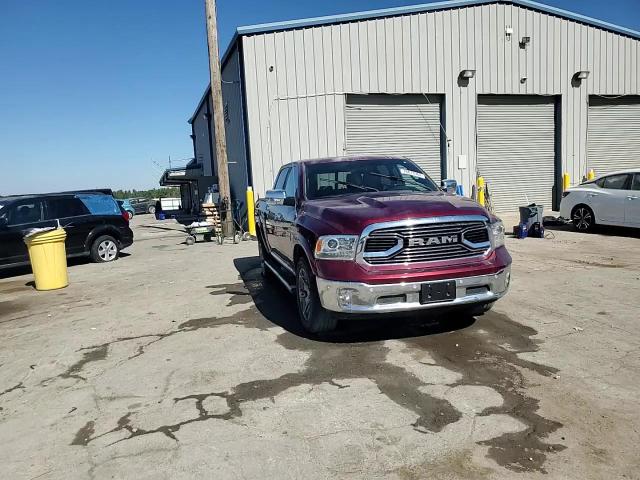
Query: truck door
xmin=279 ymin=164 xmax=299 ymax=265
xmin=264 ymin=167 xmax=290 ymax=259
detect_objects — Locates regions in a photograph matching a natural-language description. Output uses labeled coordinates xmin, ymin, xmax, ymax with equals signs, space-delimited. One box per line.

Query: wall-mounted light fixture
xmin=571 ymin=70 xmax=590 ymax=88
xmin=505 ymin=26 xmax=513 ymax=40
xmin=459 ymin=69 xmax=476 ymax=79
xmin=519 ymin=36 xmax=530 ymax=48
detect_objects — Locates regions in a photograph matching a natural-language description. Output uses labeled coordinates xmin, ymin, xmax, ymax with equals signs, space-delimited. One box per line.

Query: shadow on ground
xmin=232 ymin=256 xmax=476 ymax=344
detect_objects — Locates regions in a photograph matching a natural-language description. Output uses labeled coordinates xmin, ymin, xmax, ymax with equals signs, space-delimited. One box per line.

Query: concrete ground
xmin=0 ymin=214 xmax=639 ymax=480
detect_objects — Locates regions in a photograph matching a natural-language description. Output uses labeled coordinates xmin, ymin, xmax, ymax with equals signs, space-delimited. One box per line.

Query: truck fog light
xmin=337 ymin=288 xmax=357 ymax=308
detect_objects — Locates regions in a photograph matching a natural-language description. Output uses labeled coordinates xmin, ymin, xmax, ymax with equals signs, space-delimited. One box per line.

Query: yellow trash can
xmin=24 ymin=228 xmax=69 ymax=291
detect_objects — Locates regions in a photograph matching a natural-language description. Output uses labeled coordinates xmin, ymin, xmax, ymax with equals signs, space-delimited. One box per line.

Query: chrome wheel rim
xmin=98 ymin=240 xmax=118 ymax=261
xmin=297 ymin=267 xmax=312 ymax=323
xmin=573 ymin=208 xmax=592 ymax=231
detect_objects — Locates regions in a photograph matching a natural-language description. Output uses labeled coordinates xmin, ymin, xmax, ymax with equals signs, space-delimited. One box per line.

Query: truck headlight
xmin=490 ymin=219 xmax=506 ymax=248
xmin=314 ymin=235 xmax=359 ymax=260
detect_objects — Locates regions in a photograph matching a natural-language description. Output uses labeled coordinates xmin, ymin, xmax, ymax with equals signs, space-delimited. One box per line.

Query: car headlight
xmin=490 ymin=219 xmax=505 ymax=248
xmin=314 ymin=235 xmax=359 ymax=260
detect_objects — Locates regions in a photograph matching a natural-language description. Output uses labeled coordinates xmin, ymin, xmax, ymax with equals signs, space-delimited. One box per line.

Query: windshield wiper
xmin=367 ymin=172 xmax=404 ymax=181
xmin=318 ymin=179 xmax=378 ymax=192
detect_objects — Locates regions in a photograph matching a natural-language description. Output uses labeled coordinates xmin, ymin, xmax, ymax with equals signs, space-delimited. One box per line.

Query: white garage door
xmin=587 ymin=96 xmax=640 ymax=177
xmin=477 ymin=95 xmax=556 ymax=212
xmin=345 ymin=94 xmax=443 ymax=183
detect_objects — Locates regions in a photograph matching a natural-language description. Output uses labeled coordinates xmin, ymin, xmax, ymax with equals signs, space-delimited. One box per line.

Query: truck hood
xmin=303 ymin=191 xmax=489 ymax=234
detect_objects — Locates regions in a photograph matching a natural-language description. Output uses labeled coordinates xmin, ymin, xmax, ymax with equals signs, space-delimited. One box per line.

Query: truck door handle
xmin=587 ymin=193 xmax=599 ymax=197
xmin=628 ymin=196 xmax=639 ymax=200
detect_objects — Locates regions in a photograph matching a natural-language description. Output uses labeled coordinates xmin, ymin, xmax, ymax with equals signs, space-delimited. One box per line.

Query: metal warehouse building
xmin=189 ymin=0 xmax=640 ymax=219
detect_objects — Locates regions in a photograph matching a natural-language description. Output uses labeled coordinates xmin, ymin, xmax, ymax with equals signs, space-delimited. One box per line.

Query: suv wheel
xmin=148 ymin=205 xmax=156 ymax=214
xmin=295 ymin=257 xmax=337 ymax=333
xmin=91 ymin=235 xmax=120 ymax=263
xmin=572 ymin=205 xmax=595 ymax=232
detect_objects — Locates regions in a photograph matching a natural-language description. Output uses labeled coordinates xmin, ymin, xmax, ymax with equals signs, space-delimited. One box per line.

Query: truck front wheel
xmin=295 ymin=258 xmax=337 ymax=334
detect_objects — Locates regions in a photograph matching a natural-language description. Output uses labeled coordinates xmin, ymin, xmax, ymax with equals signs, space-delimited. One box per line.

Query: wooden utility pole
xmin=204 ymin=0 xmax=232 ymax=236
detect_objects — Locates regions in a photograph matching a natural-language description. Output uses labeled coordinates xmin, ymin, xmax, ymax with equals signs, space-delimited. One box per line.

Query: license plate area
xmin=420 ymin=281 xmax=457 ymax=304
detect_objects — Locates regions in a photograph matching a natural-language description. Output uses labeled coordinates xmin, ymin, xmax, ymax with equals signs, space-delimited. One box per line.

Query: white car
xmin=559 ymin=169 xmax=640 ymax=231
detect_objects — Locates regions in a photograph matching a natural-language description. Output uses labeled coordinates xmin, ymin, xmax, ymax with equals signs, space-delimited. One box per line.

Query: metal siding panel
xmin=350 ymin=23 xmax=362 ymax=92
xmin=264 ymin=34 xmax=281 ymax=172
xmin=345 ymin=95 xmax=443 ymax=182
xmin=587 ymin=96 xmax=640 ymax=175
xmin=284 ymin=31 xmax=300 ymax=161
xmin=436 ymin=11 xmax=445 ymax=93
xmin=393 ymin=17 xmax=403 ymax=92
xmin=384 ymin=18 xmax=395 ymax=91
xmin=539 ymin=12 xmax=547 ymax=93
xmin=322 ymin=28 xmax=337 ymax=155
xmin=294 ymin=29 xmax=309 ymax=160
xmin=553 ymin=16 xmax=561 ymax=93
xmin=358 ymin=22 xmax=370 ymax=92
xmin=532 ymin=9 xmax=540 ymax=92
xmin=410 ymin=15 xmax=420 ymax=92
xmin=419 ymin=14 xmax=429 ymax=92
xmin=477 ymin=96 xmax=556 ymax=211
xmin=331 ymin=25 xmax=343 ymax=92
xmin=427 ymin=13 xmax=437 ymax=92
xmin=493 ymin=4 xmax=505 ymax=93
xmin=518 ymin=7 xmax=527 ymax=94
xmin=504 ymin=6 xmax=513 ymax=94
xmin=376 ymin=19 xmax=388 ymax=92
xmin=489 ymin=4 xmax=497 ymax=92
xmin=525 ymin=9 xmax=533 ymax=94
xmin=274 ymin=32 xmax=290 ymax=163
xmin=335 ymin=94 xmax=346 ymax=155
xmin=340 ymin=24 xmax=352 ymax=92
xmin=366 ymin=21 xmax=378 ymax=92
xmin=313 ymin=28 xmax=328 ymax=158
xmin=244 ymin=36 xmax=267 ymax=195
xmin=606 ymin=31 xmax=613 ymax=92
xmin=304 ymin=29 xmax=318 ymax=158
xmin=401 ymin=16 xmax=412 ymax=92
xmin=450 ymin=9 xmax=460 ymax=176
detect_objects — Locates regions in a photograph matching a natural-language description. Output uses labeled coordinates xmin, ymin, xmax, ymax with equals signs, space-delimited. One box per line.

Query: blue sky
xmin=1 ymin=0 xmax=639 ymax=195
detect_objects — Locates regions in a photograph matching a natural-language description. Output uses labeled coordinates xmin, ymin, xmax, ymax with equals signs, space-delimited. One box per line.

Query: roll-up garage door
xmin=587 ymin=96 xmax=640 ymax=177
xmin=476 ymin=95 xmax=556 ymax=212
xmin=345 ymin=94 xmax=443 ymax=183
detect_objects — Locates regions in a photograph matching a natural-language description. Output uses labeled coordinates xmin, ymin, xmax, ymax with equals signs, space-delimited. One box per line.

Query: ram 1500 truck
xmin=255 ymin=156 xmax=511 ymax=333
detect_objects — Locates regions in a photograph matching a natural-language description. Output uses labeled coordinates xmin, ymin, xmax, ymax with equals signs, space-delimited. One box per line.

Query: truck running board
xmin=265 ymin=260 xmax=295 ymax=293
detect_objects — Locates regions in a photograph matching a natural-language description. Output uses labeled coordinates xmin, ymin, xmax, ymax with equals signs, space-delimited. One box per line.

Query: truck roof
xmin=293 ymin=155 xmax=405 ymax=166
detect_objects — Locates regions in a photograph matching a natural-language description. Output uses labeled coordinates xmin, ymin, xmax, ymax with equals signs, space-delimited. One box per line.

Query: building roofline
xmin=235 ymin=0 xmax=640 ymax=40
xmin=189 ymin=0 xmax=640 ymax=123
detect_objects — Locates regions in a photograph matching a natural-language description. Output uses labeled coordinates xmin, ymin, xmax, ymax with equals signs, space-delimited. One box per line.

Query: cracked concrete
xmin=0 ymin=214 xmax=639 ymax=479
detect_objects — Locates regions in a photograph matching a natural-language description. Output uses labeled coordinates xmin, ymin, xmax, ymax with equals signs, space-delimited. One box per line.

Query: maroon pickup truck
xmin=255 ymin=156 xmax=511 ymax=333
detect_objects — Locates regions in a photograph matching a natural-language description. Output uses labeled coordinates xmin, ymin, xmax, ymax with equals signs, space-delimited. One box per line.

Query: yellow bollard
xmin=587 ymin=169 xmax=595 ymax=181
xmin=477 ymin=177 xmax=485 ymax=206
xmin=246 ymin=187 xmax=256 ymax=237
xmin=563 ymin=172 xmax=570 ymax=191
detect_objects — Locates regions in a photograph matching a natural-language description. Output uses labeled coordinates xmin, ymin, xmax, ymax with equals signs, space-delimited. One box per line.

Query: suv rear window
xmin=77 ymin=194 xmax=121 ymax=216
xmin=45 ymin=197 xmax=88 ymax=219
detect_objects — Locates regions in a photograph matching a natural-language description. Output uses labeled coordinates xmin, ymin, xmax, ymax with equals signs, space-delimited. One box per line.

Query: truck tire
xmin=258 ymin=240 xmax=274 ymax=280
xmin=295 ymin=257 xmax=337 ymax=333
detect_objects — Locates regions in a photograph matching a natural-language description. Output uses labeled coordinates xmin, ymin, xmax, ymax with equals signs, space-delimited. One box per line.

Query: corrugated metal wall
xmin=241 ymin=3 xmax=640 ymax=198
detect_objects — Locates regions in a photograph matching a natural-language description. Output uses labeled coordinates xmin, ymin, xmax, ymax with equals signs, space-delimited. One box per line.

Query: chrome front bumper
xmin=315 ymin=267 xmax=511 ymax=314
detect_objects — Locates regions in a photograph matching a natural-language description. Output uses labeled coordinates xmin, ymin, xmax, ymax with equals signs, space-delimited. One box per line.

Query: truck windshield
xmin=305 ymin=158 xmax=439 ymax=199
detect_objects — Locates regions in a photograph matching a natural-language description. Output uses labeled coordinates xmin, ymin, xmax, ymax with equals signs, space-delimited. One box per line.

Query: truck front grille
xmin=363 ymin=220 xmax=490 ymax=265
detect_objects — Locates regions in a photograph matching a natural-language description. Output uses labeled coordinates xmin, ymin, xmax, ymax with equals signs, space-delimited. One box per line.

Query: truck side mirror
xmin=441 ymin=179 xmax=458 ymax=194
xmin=265 ymin=189 xmax=286 ymax=205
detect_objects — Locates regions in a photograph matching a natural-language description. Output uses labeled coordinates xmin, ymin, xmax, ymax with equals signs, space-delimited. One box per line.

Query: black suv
xmin=0 ymin=193 xmax=133 ymax=269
